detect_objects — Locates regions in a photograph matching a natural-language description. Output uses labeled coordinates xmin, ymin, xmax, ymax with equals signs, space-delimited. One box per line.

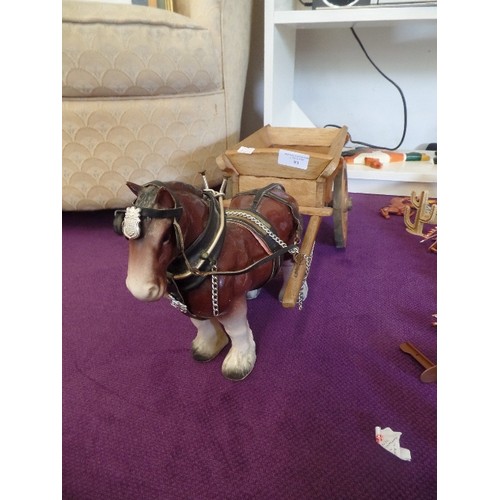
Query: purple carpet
xmin=62 ymin=193 xmax=437 ymax=499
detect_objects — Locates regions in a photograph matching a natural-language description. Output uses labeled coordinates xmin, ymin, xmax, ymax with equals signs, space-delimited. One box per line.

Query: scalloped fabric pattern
xmin=62 ymin=1 xmax=221 ymax=97
xmin=62 ymin=94 xmax=226 ymax=210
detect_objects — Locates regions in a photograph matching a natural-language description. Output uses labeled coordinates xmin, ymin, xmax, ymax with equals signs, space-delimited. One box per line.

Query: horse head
xmin=114 ymin=181 xmax=203 ymax=302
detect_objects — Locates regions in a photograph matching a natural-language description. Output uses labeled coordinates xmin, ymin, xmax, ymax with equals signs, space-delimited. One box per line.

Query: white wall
xmin=241 ymin=0 xmax=266 ymax=140
xmin=241 ymin=1 xmax=437 ymax=150
xmin=294 ymin=21 xmax=437 ymax=149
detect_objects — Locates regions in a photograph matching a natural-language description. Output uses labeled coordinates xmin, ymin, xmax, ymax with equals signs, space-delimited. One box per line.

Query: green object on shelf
xmin=405 ymin=152 xmax=431 ymax=161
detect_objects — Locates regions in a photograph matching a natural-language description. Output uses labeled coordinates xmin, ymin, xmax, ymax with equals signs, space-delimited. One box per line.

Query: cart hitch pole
xmin=281 ymin=215 xmax=322 ymax=308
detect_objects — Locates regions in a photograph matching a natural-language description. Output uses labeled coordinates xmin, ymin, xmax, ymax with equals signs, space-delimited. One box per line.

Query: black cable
xmin=325 ymin=26 xmax=408 ymax=151
xmin=298 ymin=1 xmax=313 ymax=6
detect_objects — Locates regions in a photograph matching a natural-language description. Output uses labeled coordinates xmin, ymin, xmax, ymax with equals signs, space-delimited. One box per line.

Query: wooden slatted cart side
xmin=217 ymin=125 xmax=348 ymax=208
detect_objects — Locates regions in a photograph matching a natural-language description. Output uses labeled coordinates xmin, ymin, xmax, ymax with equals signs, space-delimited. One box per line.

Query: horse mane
xmin=165 ymin=181 xmax=203 ymax=198
xmin=135 ymin=181 xmax=203 ymax=207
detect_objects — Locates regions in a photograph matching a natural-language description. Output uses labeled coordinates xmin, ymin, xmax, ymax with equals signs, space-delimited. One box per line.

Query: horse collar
xmin=168 ymin=190 xmax=226 ymax=291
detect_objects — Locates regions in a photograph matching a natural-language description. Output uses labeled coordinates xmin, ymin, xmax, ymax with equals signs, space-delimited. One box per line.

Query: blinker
xmin=123 ymin=206 xmax=142 ymax=240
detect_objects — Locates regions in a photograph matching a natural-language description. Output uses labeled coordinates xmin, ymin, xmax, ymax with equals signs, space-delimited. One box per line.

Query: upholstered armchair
xmin=62 ymin=0 xmax=252 ymax=210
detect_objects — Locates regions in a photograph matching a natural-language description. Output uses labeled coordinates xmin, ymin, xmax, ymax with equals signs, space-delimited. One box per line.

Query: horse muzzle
xmin=125 ymin=276 xmax=165 ymax=302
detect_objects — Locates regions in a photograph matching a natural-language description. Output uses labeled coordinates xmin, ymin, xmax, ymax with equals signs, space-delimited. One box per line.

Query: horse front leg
xmin=217 ymin=295 xmax=256 ymax=381
xmin=190 ymin=318 xmax=229 ymax=362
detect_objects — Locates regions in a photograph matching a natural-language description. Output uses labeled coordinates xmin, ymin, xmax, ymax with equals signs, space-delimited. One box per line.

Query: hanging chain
xmin=297 ymin=242 xmax=315 ymax=311
xmin=211 ymin=263 xmax=219 ymax=316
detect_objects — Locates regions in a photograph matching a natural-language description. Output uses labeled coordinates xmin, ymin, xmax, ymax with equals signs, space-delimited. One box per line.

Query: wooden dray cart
xmin=216 ymin=125 xmax=352 ymax=309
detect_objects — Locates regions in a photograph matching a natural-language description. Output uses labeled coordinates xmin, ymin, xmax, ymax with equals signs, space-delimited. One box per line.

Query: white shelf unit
xmin=263 ymin=0 xmax=437 ymax=196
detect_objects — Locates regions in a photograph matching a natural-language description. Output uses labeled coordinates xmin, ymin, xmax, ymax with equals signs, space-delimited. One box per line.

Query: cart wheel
xmin=332 ymin=161 xmax=352 ymax=248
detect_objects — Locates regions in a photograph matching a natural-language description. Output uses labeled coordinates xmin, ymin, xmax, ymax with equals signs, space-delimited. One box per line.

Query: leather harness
xmin=166 ymin=184 xmax=301 ymax=318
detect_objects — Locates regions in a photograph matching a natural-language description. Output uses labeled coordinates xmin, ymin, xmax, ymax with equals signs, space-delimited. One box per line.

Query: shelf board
xmin=347 ymin=158 xmax=436 ymax=183
xmin=273 ymin=6 xmax=437 ymax=28
xmin=347 ymin=156 xmax=437 ymax=196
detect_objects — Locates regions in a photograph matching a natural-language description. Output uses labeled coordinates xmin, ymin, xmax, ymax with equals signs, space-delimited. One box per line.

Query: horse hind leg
xmin=217 ymin=296 xmax=256 ymax=381
xmin=190 ymin=317 xmax=229 ymax=362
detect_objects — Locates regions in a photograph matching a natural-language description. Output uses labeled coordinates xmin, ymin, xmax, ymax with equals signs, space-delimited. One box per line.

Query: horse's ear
xmin=126 ymin=182 xmax=142 ymax=196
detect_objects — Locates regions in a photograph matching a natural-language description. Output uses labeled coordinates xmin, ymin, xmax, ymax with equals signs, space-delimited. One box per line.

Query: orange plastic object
xmin=364 ymin=157 xmax=382 ymax=168
xmin=344 ymin=148 xmax=405 ymax=166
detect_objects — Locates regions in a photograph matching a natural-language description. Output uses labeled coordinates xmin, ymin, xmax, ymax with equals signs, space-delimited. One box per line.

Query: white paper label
xmin=278 ymin=149 xmax=310 ymax=170
xmin=237 ymin=146 xmax=255 ymax=154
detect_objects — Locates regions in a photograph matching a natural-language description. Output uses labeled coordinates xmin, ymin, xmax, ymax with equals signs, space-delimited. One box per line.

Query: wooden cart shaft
xmin=281 ymin=215 xmax=323 ymax=308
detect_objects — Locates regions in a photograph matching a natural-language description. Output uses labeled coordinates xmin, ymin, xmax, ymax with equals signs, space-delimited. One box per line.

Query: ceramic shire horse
xmin=114 ymin=178 xmax=302 ymax=380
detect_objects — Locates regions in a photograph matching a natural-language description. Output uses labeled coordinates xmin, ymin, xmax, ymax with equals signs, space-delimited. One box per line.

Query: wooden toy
xmin=404 ymin=191 xmax=437 ymax=236
xmin=400 ymin=341 xmax=437 ymax=383
xmin=217 ymin=125 xmax=351 ymax=309
xmin=114 ymin=125 xmax=352 ymax=380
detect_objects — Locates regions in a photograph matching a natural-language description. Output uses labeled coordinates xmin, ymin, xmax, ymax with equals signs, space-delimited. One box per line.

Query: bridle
xmin=113 ymin=181 xmax=184 ymax=241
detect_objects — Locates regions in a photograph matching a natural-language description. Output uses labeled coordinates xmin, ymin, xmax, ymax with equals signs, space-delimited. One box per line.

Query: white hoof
xmin=221 ymin=342 xmax=256 ymax=381
xmin=191 ymin=328 xmax=229 ymax=361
